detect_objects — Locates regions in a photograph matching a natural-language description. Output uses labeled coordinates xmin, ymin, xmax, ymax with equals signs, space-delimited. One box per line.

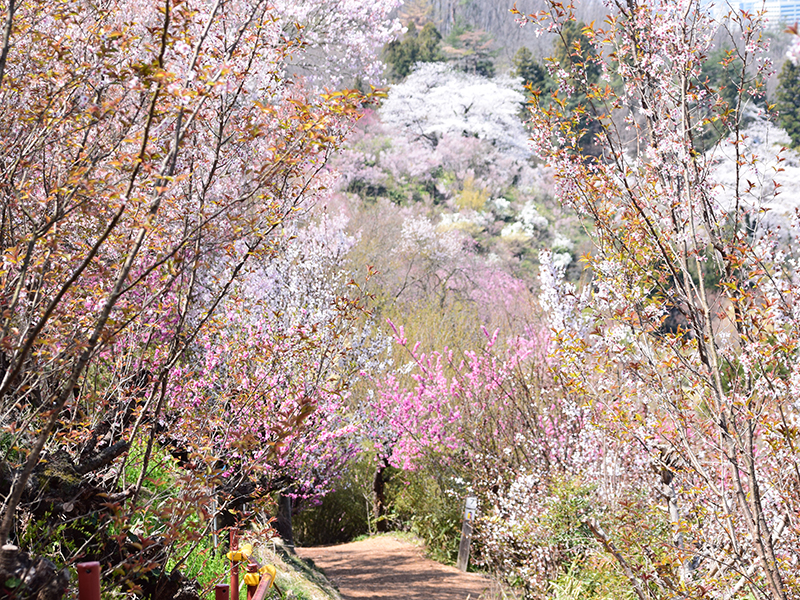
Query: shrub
xmin=293 ymin=457 xmax=373 ymax=546
xmin=386 ymin=468 xmax=464 ymax=565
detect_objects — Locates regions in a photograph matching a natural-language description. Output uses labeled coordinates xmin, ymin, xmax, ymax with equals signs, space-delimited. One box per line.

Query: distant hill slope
xmin=422 ymin=0 xmax=609 ymax=65
xmin=412 ymin=0 xmax=792 ymax=89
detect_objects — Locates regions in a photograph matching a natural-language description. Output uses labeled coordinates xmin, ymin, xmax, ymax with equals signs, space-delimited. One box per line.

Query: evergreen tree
xmin=440 ymin=25 xmax=496 ymax=78
xmin=418 ymin=22 xmax=443 ymax=63
xmin=512 ymin=47 xmax=552 ymax=96
xmin=384 ymin=22 xmax=443 ymax=81
xmin=777 ymin=58 xmax=800 ymax=148
xmin=550 ymin=21 xmax=602 ymax=156
xmin=701 ymin=48 xmax=744 ymax=110
xmin=692 ymin=48 xmax=751 ymax=151
xmin=552 ymin=20 xmax=601 ymax=85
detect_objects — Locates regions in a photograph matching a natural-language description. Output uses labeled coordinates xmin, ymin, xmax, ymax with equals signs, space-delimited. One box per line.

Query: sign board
xmin=464 ymin=496 xmax=478 ymax=521
xmin=457 ymin=496 xmax=478 ymax=572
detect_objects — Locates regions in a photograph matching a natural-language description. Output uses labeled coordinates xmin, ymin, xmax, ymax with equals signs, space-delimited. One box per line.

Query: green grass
xmin=168 ymin=544 xmax=230 ymax=593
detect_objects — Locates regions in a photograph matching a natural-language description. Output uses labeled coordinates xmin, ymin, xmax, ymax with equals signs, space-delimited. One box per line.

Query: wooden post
xmin=456 ymin=496 xmax=477 ymax=572
xmin=211 ymin=495 xmax=218 ymax=549
xmin=215 ymin=584 xmax=230 ymax=600
xmin=245 ymin=563 xmax=259 ymax=600
xmin=230 ymin=529 xmax=239 ymax=600
xmin=77 ymin=562 xmax=101 ymax=600
xmin=249 ymin=568 xmax=276 ymax=600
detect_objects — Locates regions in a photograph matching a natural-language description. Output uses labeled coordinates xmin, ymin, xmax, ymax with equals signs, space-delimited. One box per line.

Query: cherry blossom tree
xmin=372 ymin=321 xmax=615 ymax=593
xmin=276 ymin=0 xmax=404 ymax=86
xmin=521 ymin=0 xmax=800 ymax=597
xmin=167 ymin=211 xmax=387 ymax=539
xmin=331 ymin=68 xmax=578 ymax=285
xmin=0 ymin=0 xmax=378 ymax=596
xmin=379 ymin=62 xmax=530 ymax=157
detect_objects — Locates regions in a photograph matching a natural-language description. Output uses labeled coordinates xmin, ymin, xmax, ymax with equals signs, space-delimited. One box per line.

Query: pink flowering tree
xmin=0 ymin=0 xmax=383 ymax=596
xmin=167 ymin=212 xmax=385 ymax=541
xmin=372 ymin=320 xmax=610 ymax=591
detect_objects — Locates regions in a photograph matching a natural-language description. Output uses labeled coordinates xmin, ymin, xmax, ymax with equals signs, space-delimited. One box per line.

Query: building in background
xmin=737 ymin=0 xmax=800 ymax=29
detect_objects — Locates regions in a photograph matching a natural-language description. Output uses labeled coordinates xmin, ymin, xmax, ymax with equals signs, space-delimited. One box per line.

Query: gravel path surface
xmin=296 ymin=536 xmax=491 ymax=600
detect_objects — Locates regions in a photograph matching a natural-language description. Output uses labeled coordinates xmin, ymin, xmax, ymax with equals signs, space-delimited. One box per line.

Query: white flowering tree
xmin=0 ymin=0 xmax=395 ymax=596
xmin=332 ymin=64 xmax=580 ymax=284
xmin=276 ymin=0 xmax=404 ymax=86
xmin=523 ymin=0 xmax=800 ymax=597
xmin=170 ymin=211 xmax=389 ymax=545
xmin=380 ymin=62 xmax=531 ymax=157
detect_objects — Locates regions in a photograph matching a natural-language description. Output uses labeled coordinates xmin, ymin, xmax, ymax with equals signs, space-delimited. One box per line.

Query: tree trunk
xmin=274 ymin=491 xmax=295 ymax=551
xmin=373 ymin=461 xmax=389 ymax=533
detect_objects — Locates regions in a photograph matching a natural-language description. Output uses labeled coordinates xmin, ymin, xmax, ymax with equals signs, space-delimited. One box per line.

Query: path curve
xmin=296 ymin=536 xmax=490 ymax=600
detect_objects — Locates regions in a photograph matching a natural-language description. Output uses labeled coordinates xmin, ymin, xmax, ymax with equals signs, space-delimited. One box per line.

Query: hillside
xmin=419 ymin=0 xmax=613 ymax=64
xmin=411 ymin=0 xmax=794 ymax=93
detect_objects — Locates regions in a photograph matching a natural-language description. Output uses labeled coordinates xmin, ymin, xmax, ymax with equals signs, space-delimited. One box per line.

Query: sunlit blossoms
xmin=522 ymin=0 xmax=800 ymax=597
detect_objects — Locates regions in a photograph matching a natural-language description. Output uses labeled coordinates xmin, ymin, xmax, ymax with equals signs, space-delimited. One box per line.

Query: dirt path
xmin=296 ymin=536 xmax=491 ymax=600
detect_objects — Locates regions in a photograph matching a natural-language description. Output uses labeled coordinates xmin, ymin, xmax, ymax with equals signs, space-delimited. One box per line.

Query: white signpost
xmin=457 ymin=496 xmax=478 ymax=572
